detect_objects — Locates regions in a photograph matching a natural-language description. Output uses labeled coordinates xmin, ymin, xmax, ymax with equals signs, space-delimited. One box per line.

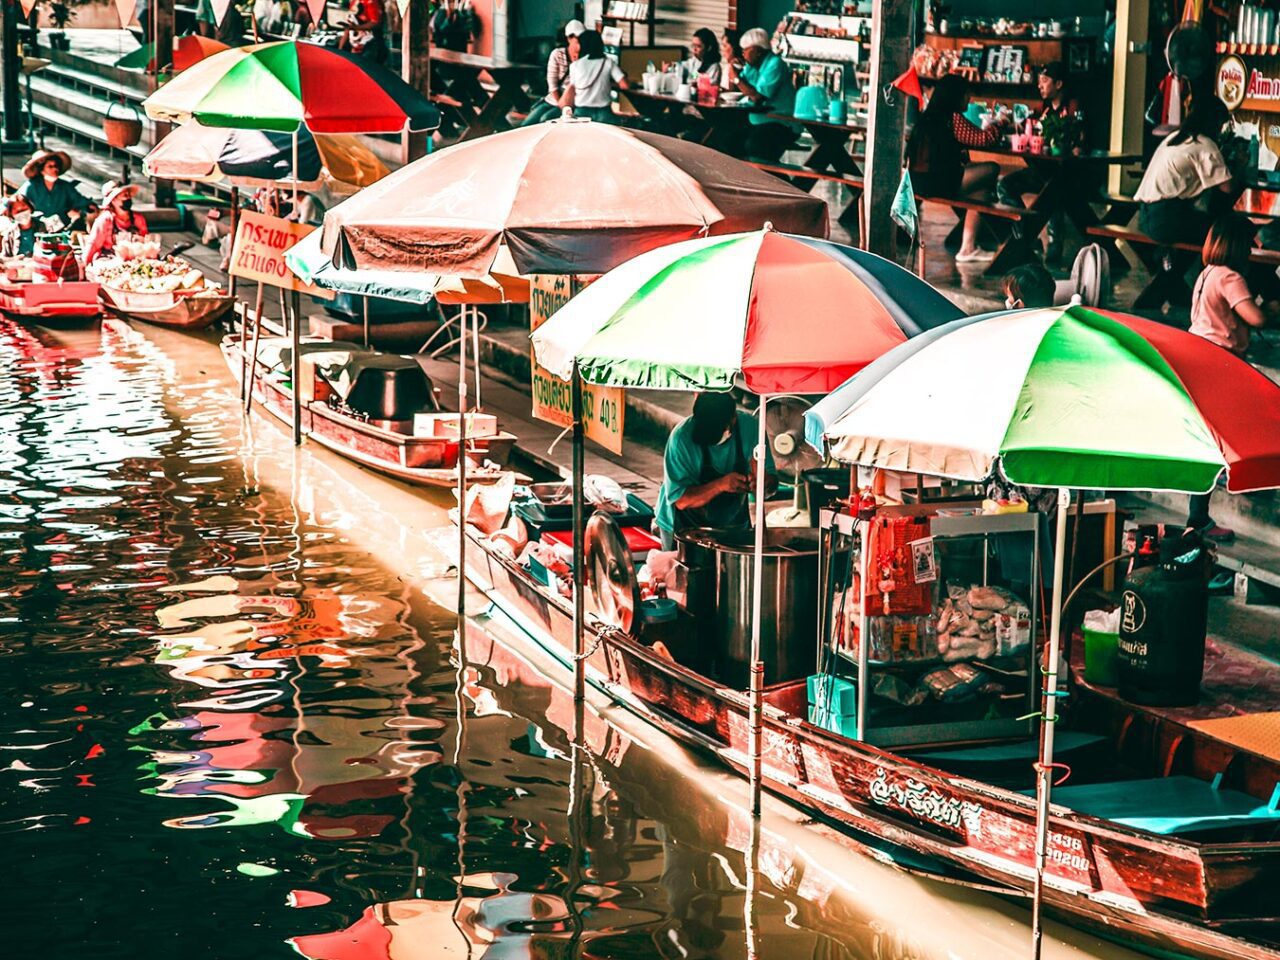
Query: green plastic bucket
xmin=1083 ymin=628 xmax=1120 ymax=686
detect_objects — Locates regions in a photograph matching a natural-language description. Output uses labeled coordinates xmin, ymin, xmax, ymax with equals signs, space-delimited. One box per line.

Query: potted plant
xmin=48 ymin=1 xmax=74 ymax=51
xmin=1040 ymin=111 xmax=1083 ymax=156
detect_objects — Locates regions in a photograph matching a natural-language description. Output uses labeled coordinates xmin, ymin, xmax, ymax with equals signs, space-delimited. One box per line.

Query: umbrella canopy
xmin=144 ymin=120 xmax=389 ymax=189
xmin=531 ymin=230 xmax=962 ymax=395
xmin=285 ymin=229 xmax=529 ymax=305
xmin=318 ymin=120 xmax=830 ymax=280
xmin=811 ymin=304 xmax=1280 ymax=494
xmin=143 ymin=41 xmax=439 ymax=134
xmin=116 ymin=36 xmax=231 ymax=73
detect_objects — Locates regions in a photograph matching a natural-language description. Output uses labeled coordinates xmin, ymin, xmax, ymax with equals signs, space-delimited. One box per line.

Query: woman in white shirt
xmin=1134 ymin=96 xmax=1234 ymax=244
xmin=560 ymin=29 xmax=629 ymax=123
xmin=683 ymin=28 xmax=722 ymax=85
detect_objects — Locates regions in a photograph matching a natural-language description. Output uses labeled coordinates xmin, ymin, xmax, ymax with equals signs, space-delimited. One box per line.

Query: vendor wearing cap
xmin=17 ymin=149 xmax=90 ymax=225
xmin=732 ymin=27 xmax=798 ymax=162
xmin=655 ymin=393 xmax=775 ymax=550
xmin=83 ymin=181 xmax=148 ymax=266
xmin=524 ymin=19 xmax=584 ymax=126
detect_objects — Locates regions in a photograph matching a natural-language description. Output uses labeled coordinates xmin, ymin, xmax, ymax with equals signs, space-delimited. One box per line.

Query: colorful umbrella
xmin=808 ymin=303 xmax=1280 ymax=956
xmin=531 ymin=229 xmax=962 ymax=395
xmin=144 ymin=120 xmax=389 ymax=189
xmin=115 ymin=35 xmax=229 ymax=73
xmin=143 ymin=41 xmax=439 ymax=134
xmin=319 ymin=120 xmax=829 ymax=279
xmin=811 ymin=305 xmax=1280 ymax=494
xmin=285 ymin=229 xmax=529 ymax=306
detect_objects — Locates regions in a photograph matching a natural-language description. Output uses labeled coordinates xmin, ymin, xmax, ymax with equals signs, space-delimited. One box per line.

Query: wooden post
xmin=401 ymin=0 xmax=432 ymax=163
xmin=151 ymin=0 xmax=176 ymax=207
xmin=1108 ymin=0 xmax=1149 ymax=194
xmin=861 ymin=0 xmax=913 ymax=256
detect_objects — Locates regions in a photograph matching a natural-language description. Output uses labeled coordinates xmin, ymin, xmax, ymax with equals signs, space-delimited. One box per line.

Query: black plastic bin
xmin=804 ymin=467 xmax=852 ymax=526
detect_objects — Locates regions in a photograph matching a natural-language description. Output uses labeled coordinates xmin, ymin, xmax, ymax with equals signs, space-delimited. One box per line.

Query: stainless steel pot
xmin=675 ymin=527 xmax=819 ymax=686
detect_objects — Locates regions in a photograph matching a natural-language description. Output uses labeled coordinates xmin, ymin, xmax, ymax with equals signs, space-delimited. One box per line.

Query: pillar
xmin=862 ymin=0 xmax=912 ymax=255
xmin=401 ymin=0 xmax=431 ymax=163
xmin=1109 ymin=0 xmax=1149 ymax=193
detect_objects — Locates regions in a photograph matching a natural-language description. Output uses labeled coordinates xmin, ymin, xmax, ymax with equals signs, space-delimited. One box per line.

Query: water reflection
xmin=0 ymin=319 xmax=1137 ymax=960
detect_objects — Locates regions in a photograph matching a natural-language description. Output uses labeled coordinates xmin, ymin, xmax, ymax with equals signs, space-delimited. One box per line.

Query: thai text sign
xmin=230 ymin=211 xmax=333 ymax=299
xmin=529 ymin=274 xmax=625 ymax=455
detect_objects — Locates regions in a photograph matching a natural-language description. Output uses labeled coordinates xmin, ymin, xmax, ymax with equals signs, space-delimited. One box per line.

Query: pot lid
xmin=585 ymin=512 xmax=639 ymax=634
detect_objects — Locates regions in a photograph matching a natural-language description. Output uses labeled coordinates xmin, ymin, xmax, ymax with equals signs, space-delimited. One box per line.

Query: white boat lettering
xmin=868 ymin=767 xmax=981 ymax=831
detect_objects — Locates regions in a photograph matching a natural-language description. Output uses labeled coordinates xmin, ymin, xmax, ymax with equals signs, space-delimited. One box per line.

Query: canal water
xmin=0 ymin=319 xmax=1128 ymax=960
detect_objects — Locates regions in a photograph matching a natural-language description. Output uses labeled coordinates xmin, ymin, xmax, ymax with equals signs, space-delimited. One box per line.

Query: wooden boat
xmin=0 ymin=276 xmax=100 ymax=320
xmin=99 ymin=284 xmax=235 ymax=330
xmin=222 ymin=335 xmax=517 ymax=489
xmin=457 ymin=522 xmax=1280 ymax=960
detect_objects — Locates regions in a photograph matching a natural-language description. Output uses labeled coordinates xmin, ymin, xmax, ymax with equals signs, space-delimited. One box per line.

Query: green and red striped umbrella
xmin=531 ymin=229 xmax=962 ymax=395
xmin=810 ymin=304 xmax=1280 ymax=493
xmin=143 ymin=41 xmax=439 ymax=134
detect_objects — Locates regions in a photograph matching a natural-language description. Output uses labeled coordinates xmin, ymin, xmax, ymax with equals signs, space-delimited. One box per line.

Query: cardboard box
xmin=298 ymin=356 xmax=332 ymax=404
xmin=412 ymin=412 xmax=498 ymax=439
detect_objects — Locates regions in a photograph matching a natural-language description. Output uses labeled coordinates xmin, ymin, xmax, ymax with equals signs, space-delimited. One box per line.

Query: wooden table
xmin=624 ymin=89 xmax=759 ymax=154
xmin=768 ymin=112 xmax=866 ymax=178
xmin=975 ymin=146 xmax=1141 ymax=274
xmin=429 ymin=49 xmax=540 ymax=141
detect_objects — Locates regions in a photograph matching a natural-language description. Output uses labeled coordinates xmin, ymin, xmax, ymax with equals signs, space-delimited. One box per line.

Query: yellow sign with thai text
xmin=529 ymin=274 xmax=625 ymax=455
xmin=230 ymin=211 xmax=333 ymax=299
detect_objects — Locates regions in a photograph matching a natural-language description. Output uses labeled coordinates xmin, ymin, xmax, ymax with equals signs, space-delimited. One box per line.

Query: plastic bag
xmin=1083 ymin=608 xmax=1120 ymax=634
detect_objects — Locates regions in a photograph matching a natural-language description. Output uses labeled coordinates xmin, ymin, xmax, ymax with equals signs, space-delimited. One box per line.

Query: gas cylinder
xmin=1117 ymin=534 xmax=1209 ymax=706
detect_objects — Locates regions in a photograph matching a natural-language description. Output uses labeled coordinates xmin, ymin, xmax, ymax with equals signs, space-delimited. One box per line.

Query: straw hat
xmin=22 ymin=148 xmax=72 ymax=179
xmin=101 ymin=180 xmax=140 ymax=208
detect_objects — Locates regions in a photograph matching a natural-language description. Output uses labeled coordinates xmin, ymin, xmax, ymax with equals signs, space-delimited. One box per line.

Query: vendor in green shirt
xmin=733 ymin=27 xmax=798 ymax=162
xmin=17 ymin=150 xmax=90 ymax=229
xmin=655 ymin=392 xmax=775 ymax=550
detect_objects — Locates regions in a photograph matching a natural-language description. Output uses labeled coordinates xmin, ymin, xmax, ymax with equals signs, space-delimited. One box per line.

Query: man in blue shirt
xmin=734 ymin=27 xmax=798 ymax=162
xmin=655 ymin=392 xmax=774 ymax=549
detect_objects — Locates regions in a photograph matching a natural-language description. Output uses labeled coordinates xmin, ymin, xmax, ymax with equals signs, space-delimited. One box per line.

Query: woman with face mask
xmin=654 ymin=392 xmax=774 ymax=550
xmin=83 ymin=181 xmax=148 ymax=266
xmin=17 ymin=150 xmax=90 ymax=226
xmin=2 ymin=194 xmax=40 ymax=257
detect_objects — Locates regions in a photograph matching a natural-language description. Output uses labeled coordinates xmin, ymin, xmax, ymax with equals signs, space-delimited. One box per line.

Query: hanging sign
xmin=113 ymin=0 xmax=138 ymax=28
xmin=1219 ymin=55 xmax=1280 ymax=114
xmin=230 ymin=212 xmax=335 ymax=299
xmin=529 ymin=274 xmax=625 ymax=455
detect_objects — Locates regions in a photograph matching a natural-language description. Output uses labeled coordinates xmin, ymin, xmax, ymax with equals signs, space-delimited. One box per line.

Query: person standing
xmin=732 ymin=27 xmax=798 ymax=162
xmin=654 ymin=393 xmax=774 ymax=550
xmin=17 ymin=150 xmax=89 ymax=227
xmin=83 ymin=182 xmax=148 ymax=266
xmin=1185 ymin=213 xmax=1276 ymax=541
xmin=524 ymin=20 xmax=584 ymax=126
xmin=560 ymin=30 xmax=629 ymax=124
xmin=339 ymin=0 xmax=387 ymax=64
xmin=906 ymin=74 xmax=1004 ymax=262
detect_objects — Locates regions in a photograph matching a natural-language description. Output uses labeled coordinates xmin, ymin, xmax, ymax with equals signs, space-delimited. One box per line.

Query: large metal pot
xmin=675 ymin=527 xmax=819 ymax=686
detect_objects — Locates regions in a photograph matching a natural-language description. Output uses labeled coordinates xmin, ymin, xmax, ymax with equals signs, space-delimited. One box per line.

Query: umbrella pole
xmin=749 ymin=395 xmax=768 ymax=817
xmin=457 ymin=304 xmax=469 ymax=619
xmin=244 ymin=287 xmax=266 ymax=417
xmin=1031 ymin=487 xmax=1071 ymax=959
xmin=291 ymin=289 xmax=302 ymax=445
xmin=572 ymin=363 xmax=585 ymax=704
xmin=362 ymin=295 xmax=370 ymax=348
xmin=228 ymin=187 xmax=239 ymax=301
xmin=241 ymin=280 xmax=265 ymax=405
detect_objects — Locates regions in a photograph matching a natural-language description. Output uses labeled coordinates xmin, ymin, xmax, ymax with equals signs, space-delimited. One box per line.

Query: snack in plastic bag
xmin=921 ymin=663 xmax=986 ymax=701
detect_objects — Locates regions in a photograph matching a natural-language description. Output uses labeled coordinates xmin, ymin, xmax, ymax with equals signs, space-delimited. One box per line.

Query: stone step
xmin=30 ymin=76 xmax=158 ymax=149
xmin=40 ymin=57 xmax=150 ymax=105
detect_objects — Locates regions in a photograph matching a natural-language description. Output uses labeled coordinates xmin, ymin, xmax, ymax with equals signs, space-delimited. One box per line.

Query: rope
xmin=1033 ymin=761 xmax=1073 ymax=786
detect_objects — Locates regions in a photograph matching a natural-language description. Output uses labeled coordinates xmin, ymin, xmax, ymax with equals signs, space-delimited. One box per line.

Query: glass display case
xmin=817 ymin=505 xmax=1039 ymax=747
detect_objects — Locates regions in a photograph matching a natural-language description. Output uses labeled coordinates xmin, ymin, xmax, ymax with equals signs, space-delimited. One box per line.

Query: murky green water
xmin=0 ymin=319 xmax=1128 ymax=960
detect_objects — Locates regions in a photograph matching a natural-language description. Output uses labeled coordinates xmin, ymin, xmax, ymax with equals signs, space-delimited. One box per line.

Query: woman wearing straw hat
xmin=83 ymin=182 xmax=148 ymax=266
xmin=17 ymin=149 xmax=90 ymax=226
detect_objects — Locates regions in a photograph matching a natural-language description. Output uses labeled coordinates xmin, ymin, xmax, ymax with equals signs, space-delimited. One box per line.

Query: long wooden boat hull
xmin=222 ymin=338 xmax=516 ymax=490
xmin=107 ymin=293 xmax=235 ymax=330
xmin=458 ymin=526 xmax=1280 ymax=960
xmin=0 ymin=278 xmax=101 ymax=320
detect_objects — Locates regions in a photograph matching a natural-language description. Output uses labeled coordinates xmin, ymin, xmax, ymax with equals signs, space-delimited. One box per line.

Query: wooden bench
xmin=1087 ymin=223 xmax=1280 ymax=309
xmin=1039 ymin=775 xmax=1280 ymax=837
xmin=748 ymin=160 xmax=866 ymax=243
xmin=916 ymin=195 xmax=1038 ymax=274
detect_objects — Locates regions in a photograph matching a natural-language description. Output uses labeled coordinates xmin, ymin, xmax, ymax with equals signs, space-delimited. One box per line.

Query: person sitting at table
xmin=1134 ymin=95 xmax=1234 ymax=246
xmin=1185 ymin=213 xmax=1276 ymax=541
xmin=997 ymin=62 xmax=1082 ymax=263
xmin=654 ymin=392 xmax=774 ymax=551
xmin=18 ymin=149 xmax=90 ymax=229
xmin=720 ymin=29 xmax=742 ymax=90
xmin=0 ymin=194 xmax=40 ymax=257
xmin=906 ymin=74 xmax=1004 ymax=262
xmin=683 ymin=28 xmax=722 ymax=86
xmin=339 ymin=0 xmax=387 ymax=64
xmin=734 ymin=27 xmax=799 ymax=162
xmin=560 ymin=30 xmax=629 ymax=124
xmin=431 ymin=0 xmax=477 ymax=53
xmin=83 ymin=182 xmax=147 ymax=266
xmin=524 ymin=19 xmax=584 ymax=126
